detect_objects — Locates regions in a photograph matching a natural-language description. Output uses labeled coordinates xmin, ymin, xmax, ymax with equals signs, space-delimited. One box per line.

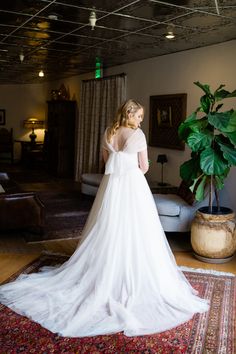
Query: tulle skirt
xmin=0 ymin=168 xmax=209 ymax=337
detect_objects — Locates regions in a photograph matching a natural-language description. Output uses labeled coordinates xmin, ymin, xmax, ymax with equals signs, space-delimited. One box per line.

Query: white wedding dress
xmin=0 ymin=127 xmax=209 ymax=338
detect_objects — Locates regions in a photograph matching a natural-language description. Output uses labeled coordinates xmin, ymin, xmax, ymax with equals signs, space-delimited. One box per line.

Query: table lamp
xmin=157 ymin=154 xmax=168 ymax=186
xmin=24 ymin=118 xmax=44 ymax=143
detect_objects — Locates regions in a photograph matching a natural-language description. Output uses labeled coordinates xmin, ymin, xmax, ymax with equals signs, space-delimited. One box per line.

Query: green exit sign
xmin=95 ymin=57 xmax=102 ymax=79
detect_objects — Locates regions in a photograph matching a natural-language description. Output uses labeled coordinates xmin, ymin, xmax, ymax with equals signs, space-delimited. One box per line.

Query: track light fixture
xmin=214 ymin=0 xmax=220 ymax=15
xmin=89 ymin=10 xmax=97 ymax=30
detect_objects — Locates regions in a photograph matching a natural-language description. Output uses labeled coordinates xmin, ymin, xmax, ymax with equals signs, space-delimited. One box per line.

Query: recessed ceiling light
xmin=19 ymin=52 xmax=24 ymax=63
xmin=48 ymin=14 xmax=58 ymax=20
xmin=165 ymin=31 xmax=175 ymax=39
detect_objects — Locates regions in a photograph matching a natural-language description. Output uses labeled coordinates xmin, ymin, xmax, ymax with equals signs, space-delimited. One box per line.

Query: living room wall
xmin=0 ymin=83 xmax=49 ymax=160
xmin=104 ymin=40 xmax=236 ymax=212
xmin=55 ymin=40 xmax=236 ymax=212
xmin=0 ymin=40 xmax=235 ymax=211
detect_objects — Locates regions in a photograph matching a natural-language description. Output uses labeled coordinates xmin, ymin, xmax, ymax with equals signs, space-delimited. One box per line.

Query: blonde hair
xmin=107 ymin=99 xmax=144 ymax=142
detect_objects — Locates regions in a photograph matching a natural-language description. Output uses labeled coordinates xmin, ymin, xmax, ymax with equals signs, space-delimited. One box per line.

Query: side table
xmin=15 ymin=140 xmax=44 ymax=166
xmin=148 ymin=181 xmax=178 ymax=194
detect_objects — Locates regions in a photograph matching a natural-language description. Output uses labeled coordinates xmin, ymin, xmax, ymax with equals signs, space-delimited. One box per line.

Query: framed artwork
xmin=149 ymin=94 xmax=187 ymax=150
xmin=0 ymin=109 xmax=6 ymax=125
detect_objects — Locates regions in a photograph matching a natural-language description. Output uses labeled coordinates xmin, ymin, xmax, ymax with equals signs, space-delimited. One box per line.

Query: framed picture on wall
xmin=149 ymin=94 xmax=187 ymax=150
xmin=0 ymin=109 xmax=6 ymax=125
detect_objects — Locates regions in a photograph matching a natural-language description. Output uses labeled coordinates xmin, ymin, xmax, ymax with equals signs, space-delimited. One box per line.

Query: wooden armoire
xmin=46 ymin=100 xmax=76 ymax=177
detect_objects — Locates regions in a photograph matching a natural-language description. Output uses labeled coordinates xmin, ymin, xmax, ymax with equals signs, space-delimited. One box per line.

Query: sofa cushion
xmin=153 ymin=194 xmax=188 ymax=216
xmin=81 ymin=173 xmax=103 ymax=187
xmin=0 ymin=184 xmax=5 ymax=193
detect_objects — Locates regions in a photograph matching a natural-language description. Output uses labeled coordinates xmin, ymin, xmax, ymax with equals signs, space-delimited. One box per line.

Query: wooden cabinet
xmin=47 ymin=100 xmax=76 ymax=177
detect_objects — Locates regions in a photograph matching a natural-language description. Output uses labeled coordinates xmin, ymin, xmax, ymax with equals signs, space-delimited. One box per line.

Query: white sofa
xmin=153 ymin=193 xmax=208 ymax=232
xmin=81 ymin=173 xmax=103 ymax=196
xmin=81 ymin=173 xmax=208 ymax=233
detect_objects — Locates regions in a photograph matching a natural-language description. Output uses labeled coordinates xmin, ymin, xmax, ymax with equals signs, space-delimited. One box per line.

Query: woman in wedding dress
xmin=0 ymin=99 xmax=209 ymax=338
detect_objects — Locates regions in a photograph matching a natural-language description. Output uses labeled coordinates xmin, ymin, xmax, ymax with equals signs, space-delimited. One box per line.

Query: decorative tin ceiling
xmin=0 ymin=0 xmax=235 ymax=84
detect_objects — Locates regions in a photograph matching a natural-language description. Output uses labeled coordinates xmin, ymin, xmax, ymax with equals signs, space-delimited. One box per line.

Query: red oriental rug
xmin=0 ymin=255 xmax=235 ymax=353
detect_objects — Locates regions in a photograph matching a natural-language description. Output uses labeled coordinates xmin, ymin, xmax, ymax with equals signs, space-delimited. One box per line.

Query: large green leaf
xmin=178 ymin=112 xmax=197 ymax=140
xmin=226 ymin=131 xmax=236 ymax=145
xmin=187 ymin=130 xmax=213 ymax=151
xmin=178 ymin=116 xmax=208 ymax=141
xmin=215 ymin=89 xmax=236 ymax=101
xmin=214 ymin=167 xmax=229 ymax=191
xmin=216 ymin=139 xmax=236 ymax=165
xmin=189 ymin=119 xmax=208 ymax=133
xmin=185 ymin=111 xmax=197 ymax=122
xmin=180 ymin=158 xmax=201 ymax=182
xmin=226 ymin=89 xmax=236 ymax=98
xmin=200 ymin=147 xmax=228 ymax=175
xmin=194 ymin=81 xmax=212 ymax=96
xmin=208 ymin=110 xmax=236 ymax=132
xmin=215 ymin=175 xmax=226 ymax=191
xmin=214 ymin=84 xmax=225 ymax=95
xmin=213 ymin=84 xmax=225 ymax=97
xmin=178 ymin=122 xmax=191 ymax=141
xmin=200 ymin=95 xmax=211 ymax=113
xmin=195 ymin=175 xmax=207 ymax=201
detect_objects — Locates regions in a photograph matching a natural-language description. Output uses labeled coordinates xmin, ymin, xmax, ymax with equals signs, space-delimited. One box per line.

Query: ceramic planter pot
xmin=191 ymin=207 xmax=236 ymax=263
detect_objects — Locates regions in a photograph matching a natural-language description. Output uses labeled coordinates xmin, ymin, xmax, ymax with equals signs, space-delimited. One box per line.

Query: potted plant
xmin=178 ymin=81 xmax=236 ymax=262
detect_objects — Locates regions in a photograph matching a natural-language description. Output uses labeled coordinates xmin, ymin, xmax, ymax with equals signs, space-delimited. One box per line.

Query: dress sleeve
xmin=127 ymin=128 xmax=147 ymax=153
xmin=136 ymin=129 xmax=147 ymax=152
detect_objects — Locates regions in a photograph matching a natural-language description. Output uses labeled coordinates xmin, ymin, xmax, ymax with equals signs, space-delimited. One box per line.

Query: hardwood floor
xmin=0 ymin=165 xmax=235 ymax=285
xmin=0 ymin=235 xmax=235 ymax=284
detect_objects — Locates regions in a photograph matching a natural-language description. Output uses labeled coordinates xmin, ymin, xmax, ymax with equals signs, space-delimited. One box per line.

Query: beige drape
xmin=75 ymin=73 xmax=127 ymax=181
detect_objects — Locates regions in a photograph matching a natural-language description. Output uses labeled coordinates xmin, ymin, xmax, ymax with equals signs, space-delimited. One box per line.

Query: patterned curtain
xmin=75 ymin=73 xmax=127 ymax=181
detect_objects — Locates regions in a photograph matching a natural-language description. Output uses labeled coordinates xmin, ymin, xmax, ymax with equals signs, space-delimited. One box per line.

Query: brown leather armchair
xmin=0 ymin=192 xmax=45 ymax=234
xmin=0 ymin=174 xmax=45 ymax=234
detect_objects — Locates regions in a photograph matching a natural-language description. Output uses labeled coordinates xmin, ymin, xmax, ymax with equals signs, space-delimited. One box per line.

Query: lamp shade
xmin=24 ymin=118 xmax=44 ymax=143
xmin=157 ymin=154 xmax=168 ymax=164
xmin=23 ymin=118 xmax=44 ymax=129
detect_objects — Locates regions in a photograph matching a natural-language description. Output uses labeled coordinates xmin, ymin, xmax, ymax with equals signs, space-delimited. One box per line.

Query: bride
xmin=0 ymin=99 xmax=209 ymax=337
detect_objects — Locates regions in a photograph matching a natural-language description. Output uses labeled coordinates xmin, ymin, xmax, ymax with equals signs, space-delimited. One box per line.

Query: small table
xmin=148 ymin=181 xmax=178 ymax=194
xmin=15 ymin=140 xmax=44 ymax=165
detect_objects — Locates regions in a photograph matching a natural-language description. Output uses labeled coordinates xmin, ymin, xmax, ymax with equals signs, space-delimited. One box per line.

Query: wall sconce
xmin=24 ymin=118 xmax=44 ymax=143
xmin=157 ymin=154 xmax=168 ymax=186
xmin=39 ymin=69 xmax=44 ymax=77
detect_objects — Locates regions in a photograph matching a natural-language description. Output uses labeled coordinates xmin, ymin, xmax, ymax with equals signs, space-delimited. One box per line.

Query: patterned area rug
xmin=23 ymin=191 xmax=94 ymax=242
xmin=0 ymin=255 xmax=235 ymax=353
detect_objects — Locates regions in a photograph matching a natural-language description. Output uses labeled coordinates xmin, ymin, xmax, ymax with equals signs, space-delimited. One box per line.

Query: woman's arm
xmin=102 ymin=148 xmax=109 ymax=164
xmin=138 ymin=149 xmax=149 ymax=174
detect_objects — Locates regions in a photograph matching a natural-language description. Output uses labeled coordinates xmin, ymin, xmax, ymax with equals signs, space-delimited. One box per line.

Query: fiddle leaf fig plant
xmin=178 ymin=81 xmax=236 ymax=213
